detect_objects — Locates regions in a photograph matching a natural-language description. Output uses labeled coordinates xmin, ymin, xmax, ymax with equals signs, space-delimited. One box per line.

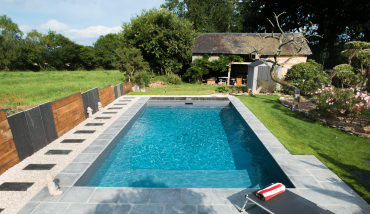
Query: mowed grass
xmin=128 ymin=84 xmax=244 ymax=95
xmin=0 ymin=70 xmax=125 ymax=106
xmin=237 ymin=95 xmax=370 ymax=203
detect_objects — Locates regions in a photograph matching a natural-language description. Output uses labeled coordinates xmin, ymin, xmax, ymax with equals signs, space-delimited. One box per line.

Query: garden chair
xmin=240 ymin=189 xmax=334 ymax=214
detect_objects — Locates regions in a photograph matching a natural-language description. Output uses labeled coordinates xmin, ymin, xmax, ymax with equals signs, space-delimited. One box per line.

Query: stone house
xmin=191 ymin=33 xmax=312 ymax=79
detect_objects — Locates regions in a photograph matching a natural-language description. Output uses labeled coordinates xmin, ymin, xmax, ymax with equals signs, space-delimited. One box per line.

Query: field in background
xmin=0 ymin=70 xmax=124 ymax=107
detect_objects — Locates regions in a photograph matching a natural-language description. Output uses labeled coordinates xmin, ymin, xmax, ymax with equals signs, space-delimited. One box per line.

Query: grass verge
xmin=237 ymin=95 xmax=370 ymax=203
xmin=0 ymin=70 xmax=124 ymax=107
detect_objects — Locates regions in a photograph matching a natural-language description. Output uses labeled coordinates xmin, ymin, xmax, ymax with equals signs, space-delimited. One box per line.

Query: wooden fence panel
xmin=99 ymin=85 xmax=115 ymax=107
xmin=0 ymin=110 xmax=20 ymax=175
xmin=122 ymin=82 xmax=132 ymax=95
xmin=51 ymin=93 xmax=86 ymax=137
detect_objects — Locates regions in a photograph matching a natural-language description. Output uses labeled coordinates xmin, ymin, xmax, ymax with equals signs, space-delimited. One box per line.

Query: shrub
xmin=284 ymin=59 xmax=330 ymax=95
xmin=257 ymin=78 xmax=276 ymax=93
xmin=313 ymin=85 xmax=370 ymax=126
xmin=165 ymin=73 xmax=182 ymax=85
xmin=215 ymin=86 xmax=230 ymax=93
xmin=333 ymin=64 xmax=361 ymax=88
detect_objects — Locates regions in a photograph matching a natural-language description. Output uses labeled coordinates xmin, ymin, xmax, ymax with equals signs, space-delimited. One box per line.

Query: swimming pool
xmin=76 ymin=100 xmax=293 ymax=188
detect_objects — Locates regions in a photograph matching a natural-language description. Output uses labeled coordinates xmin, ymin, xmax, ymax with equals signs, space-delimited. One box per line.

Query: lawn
xmin=0 ymin=70 xmax=125 ymax=108
xmin=128 ymin=83 xmax=245 ymax=95
xmin=237 ymin=95 xmax=370 ymax=203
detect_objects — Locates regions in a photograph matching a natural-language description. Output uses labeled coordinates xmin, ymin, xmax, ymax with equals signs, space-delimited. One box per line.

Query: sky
xmin=1 ymin=0 xmax=165 ymax=46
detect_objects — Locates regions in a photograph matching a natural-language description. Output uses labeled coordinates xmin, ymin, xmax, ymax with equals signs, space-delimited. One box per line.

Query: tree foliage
xmin=93 ymin=33 xmax=124 ymax=69
xmin=0 ymin=15 xmax=23 ymax=70
xmin=184 ymin=54 xmax=243 ymax=80
xmin=284 ymin=59 xmax=330 ymax=95
xmin=122 ymin=8 xmax=198 ymax=75
xmin=114 ymin=47 xmax=149 ymax=84
xmin=162 ymin=0 xmax=243 ymax=33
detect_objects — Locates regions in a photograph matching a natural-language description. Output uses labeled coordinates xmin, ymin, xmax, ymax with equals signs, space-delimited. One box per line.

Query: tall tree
xmin=20 ymin=30 xmax=46 ymax=70
xmin=0 ymin=15 xmax=23 ymax=70
xmin=122 ymin=8 xmax=198 ymax=74
xmin=114 ymin=47 xmax=149 ymax=83
xmin=241 ymin=0 xmax=370 ymax=69
xmin=162 ymin=0 xmax=243 ymax=33
xmin=93 ymin=33 xmax=123 ymax=69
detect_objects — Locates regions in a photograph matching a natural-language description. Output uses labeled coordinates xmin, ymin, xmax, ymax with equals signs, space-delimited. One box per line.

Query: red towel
xmin=256 ymin=183 xmax=286 ymax=201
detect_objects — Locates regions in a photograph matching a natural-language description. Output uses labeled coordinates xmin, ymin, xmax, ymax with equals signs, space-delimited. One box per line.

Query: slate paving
xmin=74 ymin=130 xmax=96 ymax=134
xmin=0 ymin=182 xmax=33 ymax=191
xmin=84 ymin=123 xmax=104 ymax=126
xmin=94 ymin=117 xmax=111 ymax=119
xmin=60 ymin=139 xmax=85 ymax=143
xmin=44 ymin=150 xmax=72 ymax=155
xmin=23 ymin=164 xmax=55 ymax=170
xmin=15 ymin=96 xmax=369 ymax=214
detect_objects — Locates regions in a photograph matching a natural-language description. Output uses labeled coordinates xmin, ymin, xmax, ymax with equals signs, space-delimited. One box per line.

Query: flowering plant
xmin=313 ymin=85 xmax=370 ymax=126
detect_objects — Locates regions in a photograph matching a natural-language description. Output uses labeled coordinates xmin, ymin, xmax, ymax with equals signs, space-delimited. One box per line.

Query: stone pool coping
xmin=16 ymin=95 xmax=370 ymax=214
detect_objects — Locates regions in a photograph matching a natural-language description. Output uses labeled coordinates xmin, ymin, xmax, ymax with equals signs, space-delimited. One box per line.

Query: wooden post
xmin=227 ymin=63 xmax=231 ymax=85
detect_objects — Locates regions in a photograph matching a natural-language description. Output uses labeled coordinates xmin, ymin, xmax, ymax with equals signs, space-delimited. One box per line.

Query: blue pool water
xmin=87 ymin=105 xmax=289 ymax=188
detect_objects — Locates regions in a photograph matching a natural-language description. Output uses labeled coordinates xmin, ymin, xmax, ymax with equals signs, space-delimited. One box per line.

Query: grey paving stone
xmin=16 ymin=202 xmax=39 ymax=214
xmin=72 ymin=154 xmax=99 ymax=163
xmin=271 ymin=154 xmax=301 ymax=165
xmin=97 ymin=204 xmax=131 ymax=214
xmin=198 ymin=205 xmax=231 ymax=214
xmin=150 ymin=189 xmax=181 ymax=204
xmin=297 ymin=189 xmax=338 ymax=205
xmin=64 ymin=203 xmax=100 ymax=214
xmin=299 ymin=159 xmax=328 ymax=170
xmin=321 ymin=182 xmax=359 ymax=197
xmin=309 ymin=170 xmax=342 ymax=182
xmin=259 ymin=140 xmax=284 ymax=148
xmin=359 ymin=205 xmax=370 ymax=214
xmin=81 ymin=146 xmax=105 ymax=154
xmin=266 ymin=147 xmax=291 ymax=155
xmin=119 ymin=188 xmax=152 ymax=204
xmin=59 ymin=187 xmax=96 ymax=202
xmin=280 ymin=164 xmax=311 ymax=176
xmin=94 ymin=117 xmax=111 ymax=120
xmin=130 ymin=205 xmax=164 ymax=214
xmin=293 ymin=155 xmax=317 ymax=160
xmin=231 ymin=204 xmax=267 ymax=214
xmin=30 ymin=186 xmax=69 ymax=202
xmin=164 ymin=205 xmax=196 ymax=214
xmin=290 ymin=176 xmax=323 ymax=188
xmin=54 ymin=173 xmax=81 ymax=187
xmin=211 ymin=189 xmax=244 ymax=206
xmin=89 ymin=188 xmax=124 ymax=203
xmin=90 ymin=139 xmax=111 ymax=147
xmin=334 ymin=196 xmax=369 ymax=207
xmin=286 ymin=188 xmax=300 ymax=195
xmin=85 ymin=123 xmax=104 ymax=126
xmin=60 ymin=163 xmax=90 ymax=174
xmin=30 ymin=202 xmax=70 ymax=214
xmin=110 ymin=123 xmax=127 ymax=129
xmin=102 ymin=128 xmax=121 ymax=135
xmin=182 ymin=189 xmax=212 ymax=205
xmin=102 ymin=112 xmax=117 ymax=114
xmin=324 ymin=205 xmax=363 ymax=214
xmin=95 ymin=134 xmax=115 ymax=140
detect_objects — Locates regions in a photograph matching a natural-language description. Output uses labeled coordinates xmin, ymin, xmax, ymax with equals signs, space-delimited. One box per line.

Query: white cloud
xmin=19 ymin=24 xmax=32 ymax=33
xmin=67 ymin=25 xmax=121 ymax=38
xmin=39 ymin=19 xmax=69 ymax=32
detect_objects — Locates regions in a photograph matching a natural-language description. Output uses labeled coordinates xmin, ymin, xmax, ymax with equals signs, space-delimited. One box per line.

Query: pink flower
xmin=346 ymin=101 xmax=349 ymax=104
xmin=340 ymin=109 xmax=346 ymax=114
